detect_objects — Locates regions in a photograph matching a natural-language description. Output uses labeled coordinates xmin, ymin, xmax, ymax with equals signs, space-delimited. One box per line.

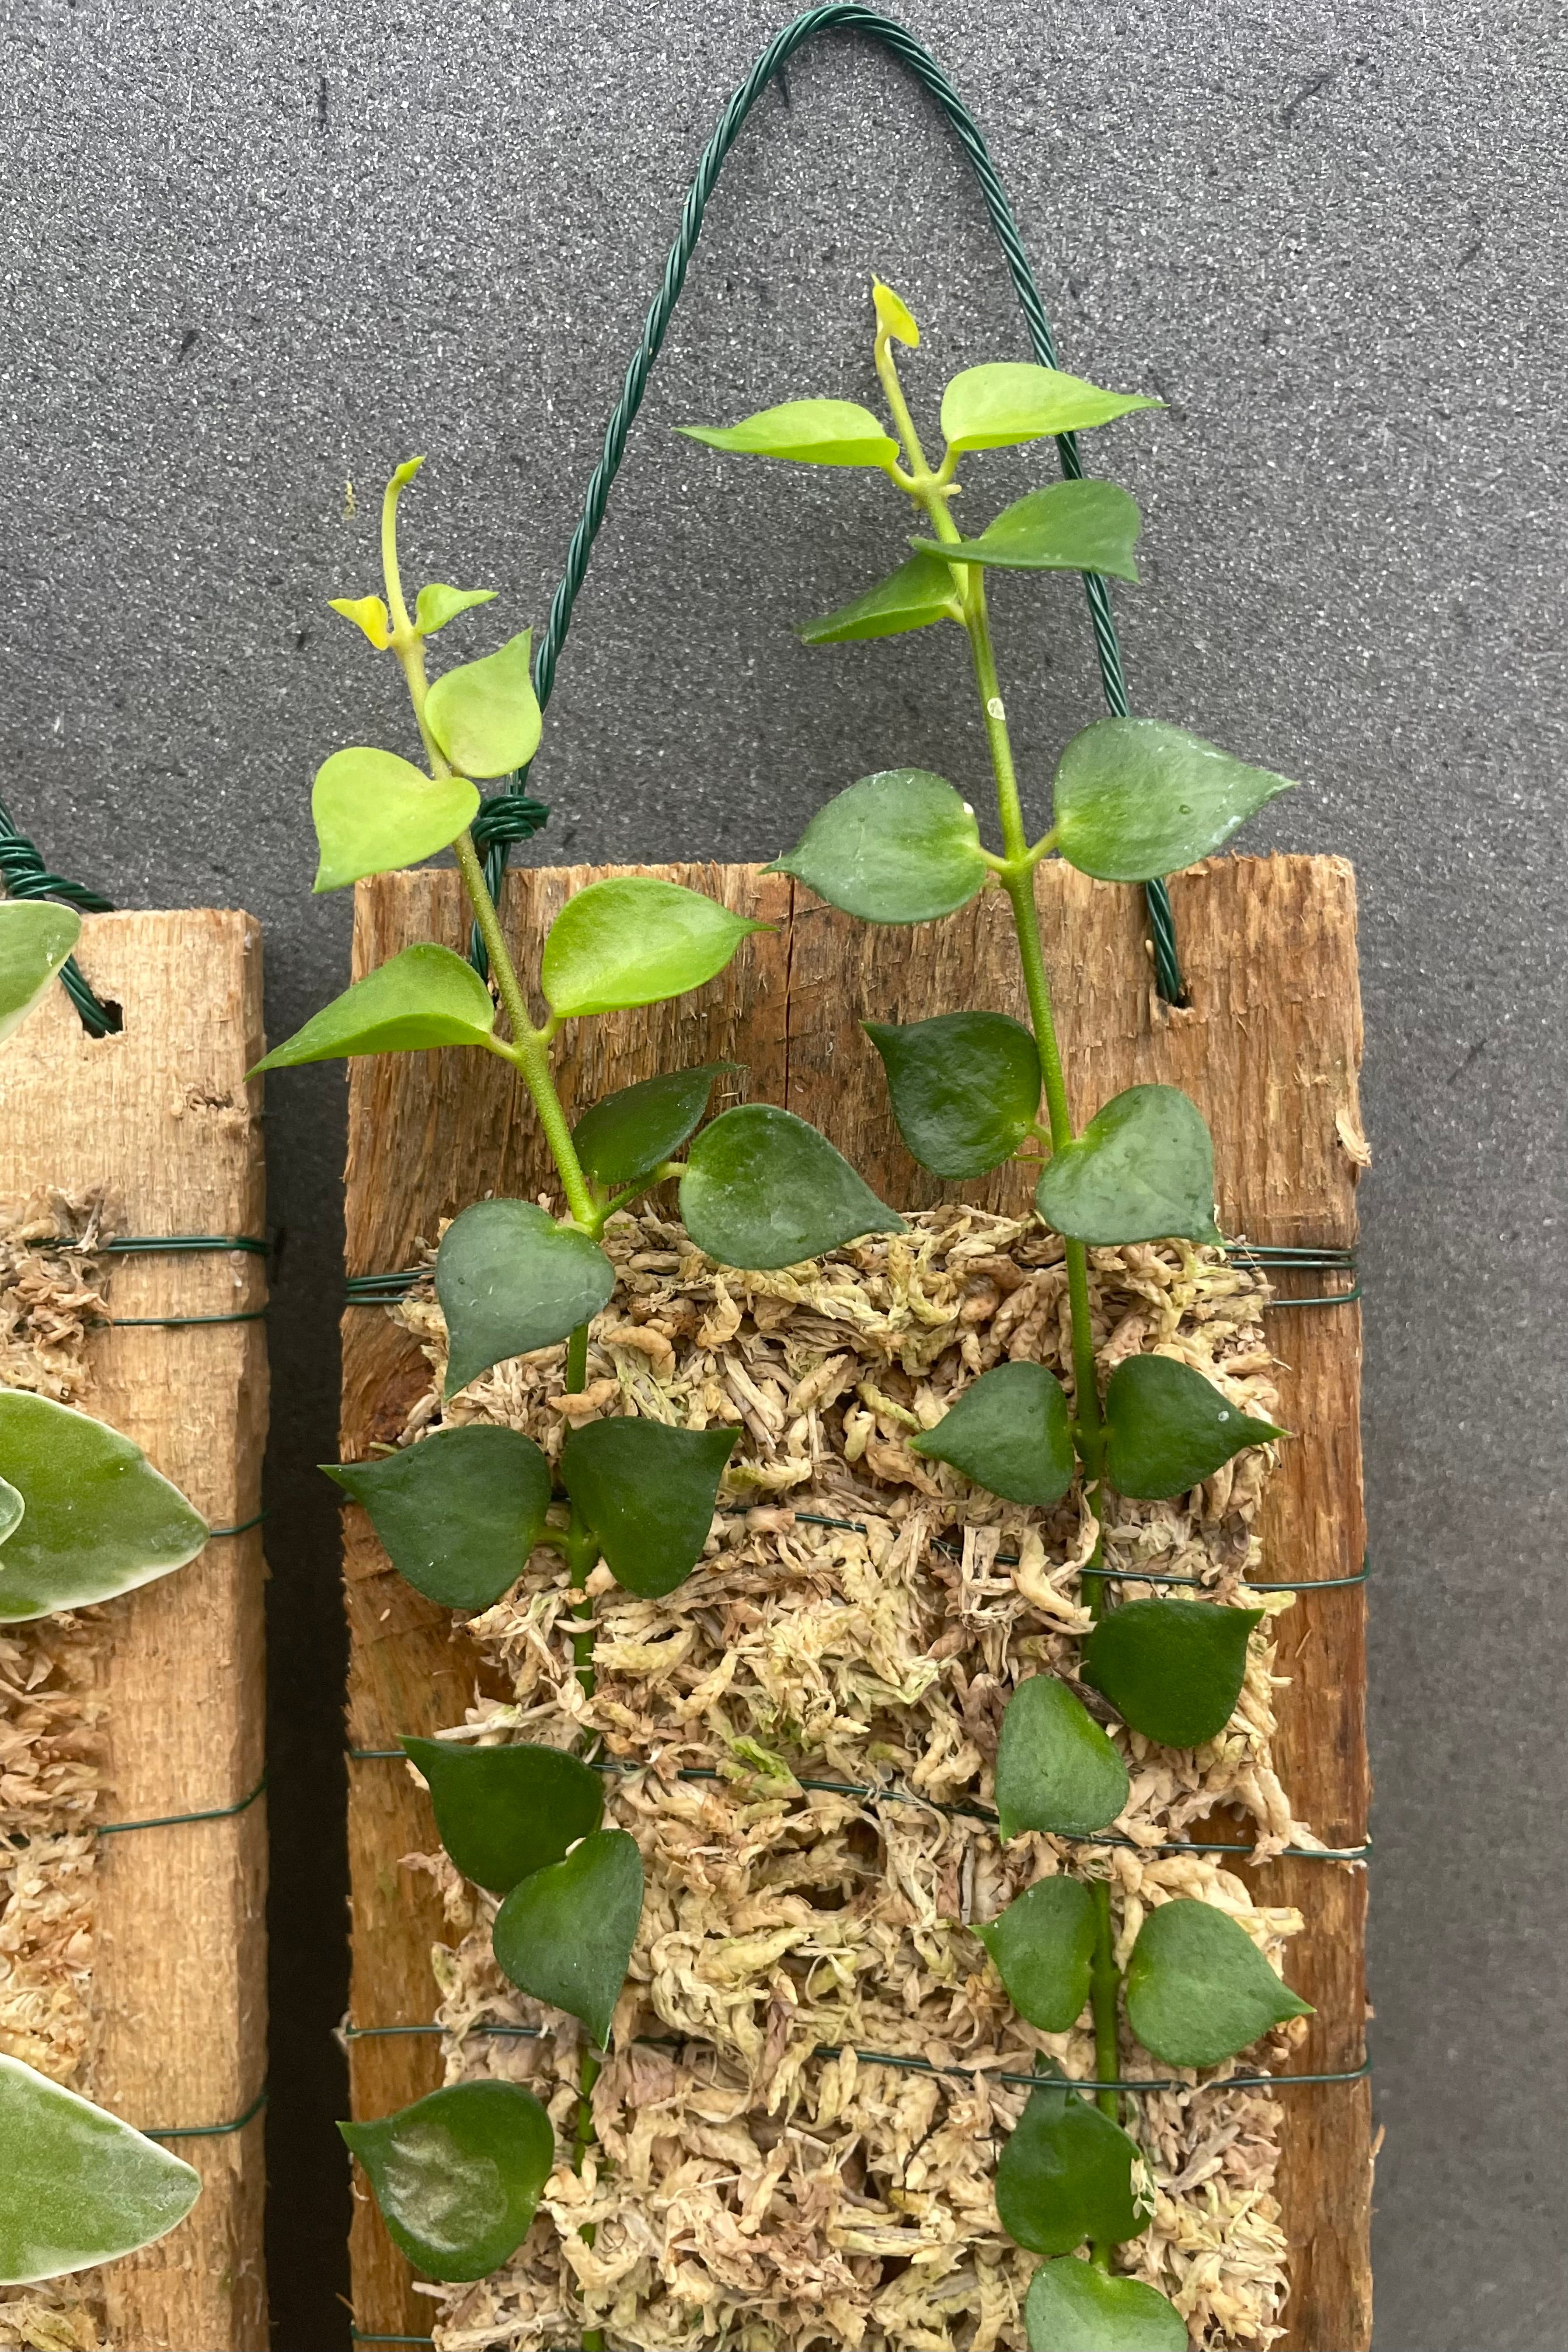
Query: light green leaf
xmin=572 ymin=1063 xmax=739 ymax=1189
xmin=766 ymin=771 xmax=988 ymax=925
xmin=912 ymin=479 xmax=1142 ymax=583
xmin=400 ymin=1736 xmax=604 ymax=1895
xmin=415 ymin=583 xmax=497 ymax=636
xmin=1054 ymin=719 xmax=1295 ymax=883
xmin=941 ymin=363 xmax=1161 ymax=454
xmin=0 ymin=1478 xmax=20 ymax=1546
xmin=542 ymin=877 xmax=766 ymax=1019
xmin=0 ymin=2054 xmax=199 ymax=2284
xmin=0 ymin=1393 xmax=207 ymax=1624
xmin=492 ymin=1827 xmax=644 ymax=2049
xmin=424 ymin=630 xmax=541 ymax=779
xmin=799 ymin=551 xmax=961 ymax=646
xmin=560 ymin=1418 xmax=736 ymax=1599
xmin=1034 ymin=1085 xmax=1220 ymax=1247
xmin=995 ymin=1675 xmax=1129 ymax=1841
xmin=865 ymin=1009 xmax=1041 ymax=1177
xmin=1081 ymin=1598 xmax=1263 ymax=1748
xmin=910 ymin=1360 xmax=1075 ymax=1507
xmin=975 ymin=1877 xmax=1096 ymax=2033
xmin=339 ymin=2081 xmax=553 ymax=2283
xmin=324 ymin=1424 xmax=552 ymax=1611
xmin=435 ymin=1200 xmax=615 ymax=1398
xmin=996 ymin=2082 xmax=1149 ymax=2257
xmin=1104 ymin=1355 xmax=1284 ymax=1501
xmin=328 ymin=594 xmax=392 ymax=649
xmin=1124 ymin=1898 xmax=1312 ymax=2069
xmin=311 ymin=747 xmax=479 ymax=894
xmin=873 ymin=278 xmax=919 ymax=347
xmin=678 ymin=399 xmax=898 ymax=470
xmin=1026 ymin=2258 xmax=1188 ymax=2350
xmin=250 ymin=943 xmax=498 ymax=1072
xmin=0 ymin=903 xmax=81 ymax=1048
xmin=679 ymin=1104 xmax=905 ymax=1270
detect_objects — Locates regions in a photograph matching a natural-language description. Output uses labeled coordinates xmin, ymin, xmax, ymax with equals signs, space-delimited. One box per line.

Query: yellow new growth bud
xmin=389 ymin=455 xmax=426 ymax=490
xmin=327 ymin=594 xmax=393 ymax=650
xmin=872 ymin=278 xmax=919 ymax=349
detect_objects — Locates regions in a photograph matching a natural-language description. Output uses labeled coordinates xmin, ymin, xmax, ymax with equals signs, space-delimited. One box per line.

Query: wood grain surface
xmin=341 ymin=855 xmax=1369 ymax=2352
xmin=0 ymin=912 xmax=269 ymax=2352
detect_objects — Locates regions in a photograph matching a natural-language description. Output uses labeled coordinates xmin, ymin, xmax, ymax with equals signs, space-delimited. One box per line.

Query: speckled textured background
xmin=0 ymin=4 xmax=1562 ymax=2346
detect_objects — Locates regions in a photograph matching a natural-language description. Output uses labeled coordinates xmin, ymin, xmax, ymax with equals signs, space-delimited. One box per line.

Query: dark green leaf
xmin=572 ymin=1063 xmax=739 ymax=1189
xmin=910 ymin=1361 xmax=1075 ymax=1507
xmin=766 ymin=771 xmax=988 ymax=925
xmin=1026 ymin=2259 xmax=1188 ymax=2350
xmin=1104 ymin=1356 xmax=1284 ymax=1501
xmin=1081 ymin=1598 xmax=1263 ymax=1748
xmin=560 ymin=1418 xmax=736 ymax=1600
xmin=0 ymin=2055 xmax=199 ymax=2284
xmin=941 ymin=363 xmax=1161 ymax=454
xmin=996 ymin=2083 xmax=1148 ymax=2257
xmin=1124 ymin=1898 xmax=1312 ymax=2068
xmin=678 ymin=1104 xmax=905 ymax=1270
xmin=541 ymin=878 xmax=766 ymax=1019
xmin=400 ymin=1736 xmax=604 ymax=1894
xmin=0 ymin=903 xmax=81 ymax=1046
xmin=415 ymin=583 xmax=497 ymax=636
xmin=251 ymin=943 xmax=498 ymax=1072
xmin=311 ymin=747 xmax=478 ymax=893
xmin=492 ymin=1827 xmax=644 ymax=2048
xmin=865 ymin=1010 xmax=1041 ymax=1178
xmin=1034 ymin=1085 xmax=1220 ymax=1247
xmin=0 ymin=1393 xmax=207 ymax=1624
xmin=1054 ymin=719 xmax=1294 ymax=884
xmin=678 ymin=399 xmax=898 ymax=469
xmin=339 ymin=2081 xmax=553 ymax=2283
xmin=435 ymin=1200 xmax=615 ymax=1398
xmin=911 ymin=480 xmax=1141 ymax=584
xmin=974 ymin=1877 xmax=1096 ymax=2032
xmin=424 ymin=629 xmax=541 ymax=778
xmin=995 ymin=1677 xmax=1129 ymax=1840
xmin=324 ymin=1424 xmax=552 ymax=1611
xmin=799 ymin=552 xmax=960 ymax=645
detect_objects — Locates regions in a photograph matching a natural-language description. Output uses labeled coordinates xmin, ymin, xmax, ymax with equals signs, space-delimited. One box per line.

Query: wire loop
xmin=0 ymin=790 xmax=120 ymax=1034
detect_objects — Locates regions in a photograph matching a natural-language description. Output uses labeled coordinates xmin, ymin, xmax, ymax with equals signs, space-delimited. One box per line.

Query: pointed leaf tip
xmin=339 ymin=2080 xmax=553 ymax=2281
xmin=327 ymin=594 xmax=393 ymax=649
xmin=872 ymin=278 xmax=919 ymax=347
xmin=492 ymin=1827 xmax=644 ymax=2049
xmin=0 ymin=2055 xmax=200 ymax=2283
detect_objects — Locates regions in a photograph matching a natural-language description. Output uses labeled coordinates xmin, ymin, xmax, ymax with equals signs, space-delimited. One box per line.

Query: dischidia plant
xmin=263 ymin=275 xmax=1312 ymax=2347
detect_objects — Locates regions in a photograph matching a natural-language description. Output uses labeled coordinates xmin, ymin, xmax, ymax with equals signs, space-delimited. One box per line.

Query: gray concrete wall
xmin=1 ymin=3 xmax=1562 ymax=2345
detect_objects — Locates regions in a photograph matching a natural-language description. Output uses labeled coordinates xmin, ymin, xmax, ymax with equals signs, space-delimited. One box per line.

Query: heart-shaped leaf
xmin=678 ymin=399 xmax=899 ymax=469
xmin=995 ymin=1676 xmax=1129 ymax=1840
xmin=1104 ymin=1356 xmax=1284 ymax=1501
xmin=865 ymin=1010 xmax=1041 ymax=1178
xmin=436 ymin=1200 xmax=615 ymax=1398
xmin=0 ymin=1393 xmax=207 ymax=1624
xmin=767 ymin=771 xmax=989 ymax=925
xmin=911 ymin=480 xmax=1142 ymax=583
xmin=572 ymin=1063 xmax=739 ymax=1189
xmin=0 ymin=903 xmax=81 ymax=1047
xmin=329 ymin=593 xmax=392 ymax=649
xmin=415 ymin=583 xmax=497 ymax=635
xmin=400 ymin=1737 xmax=604 ymax=1894
xmin=799 ymin=551 xmax=961 ymax=645
xmin=941 ymin=364 xmax=1161 ymax=454
xmin=679 ymin=1104 xmax=905 ymax=1270
xmin=324 ymin=1424 xmax=552 ymax=1611
xmin=1081 ymin=1598 xmax=1263 ymax=1748
xmin=339 ymin=2080 xmax=553 ymax=2283
xmin=1034 ymin=1086 xmax=1220 ymax=1248
xmin=541 ymin=878 xmax=766 ymax=1019
xmin=1025 ymin=2258 xmax=1188 ymax=2350
xmin=975 ymin=1877 xmax=1096 ymax=2032
xmin=1124 ymin=1897 xmax=1312 ymax=2069
xmin=492 ymin=1827 xmax=644 ymax=2049
xmin=0 ymin=1478 xmax=21 ymax=1545
xmin=873 ymin=278 xmax=919 ymax=347
xmin=910 ymin=1361 xmax=1075 ymax=1507
xmin=1054 ymin=719 xmax=1294 ymax=884
xmin=0 ymin=2056 xmax=200 ymax=2284
xmin=996 ymin=2082 xmax=1149 ymax=2257
xmin=560 ymin=1419 xmax=736 ymax=1599
xmin=312 ymin=747 xmax=479 ymax=893
xmin=252 ymin=943 xmax=498 ymax=1072
xmin=424 ymin=629 xmax=541 ymax=778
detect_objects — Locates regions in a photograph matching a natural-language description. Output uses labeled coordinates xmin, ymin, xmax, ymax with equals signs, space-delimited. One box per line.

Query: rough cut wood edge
xmin=342 ymin=854 xmax=1369 ymax=2352
xmin=0 ymin=912 xmax=269 ymax=2352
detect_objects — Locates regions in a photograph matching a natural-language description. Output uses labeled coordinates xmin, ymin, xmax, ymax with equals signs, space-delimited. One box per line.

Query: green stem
xmin=573 ymin=2043 xmax=601 ymax=2175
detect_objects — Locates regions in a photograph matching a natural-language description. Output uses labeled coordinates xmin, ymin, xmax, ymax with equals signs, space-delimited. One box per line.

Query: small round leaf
xmin=995 ymin=1676 xmax=1129 ymax=1841
xmin=399 ymin=1736 xmax=604 ymax=1894
xmin=975 ymin=1877 xmax=1097 ymax=2033
xmin=250 ymin=943 xmax=498 ymax=1073
xmin=1124 ymin=1897 xmax=1312 ymax=2069
xmin=492 ymin=1827 xmax=644 ymax=2050
xmin=865 ymin=1010 xmax=1041 ymax=1178
xmin=0 ymin=2055 xmax=200 ymax=2284
xmin=1104 ymin=1356 xmax=1284 ymax=1501
xmin=799 ymin=552 xmax=961 ymax=646
xmin=424 ymin=629 xmax=541 ymax=778
xmin=767 ymin=771 xmax=988 ymax=925
xmin=339 ymin=2080 xmax=553 ymax=2283
xmin=910 ymin=1360 xmax=1075 ymax=1507
xmin=435 ymin=1200 xmax=616 ymax=1398
xmin=1081 ymin=1598 xmax=1263 ymax=1748
xmin=1034 ymin=1085 xmax=1220 ymax=1248
xmin=560 ymin=1418 xmax=737 ymax=1600
xmin=1054 ymin=719 xmax=1294 ymax=883
xmin=1026 ymin=2259 xmax=1188 ymax=2351
xmin=940 ymin=363 xmax=1161 ymax=454
xmin=541 ymin=877 xmax=766 ymax=1019
xmin=0 ymin=902 xmax=81 ymax=1047
xmin=0 ymin=1392 xmax=207 ymax=1624
xmin=912 ymin=479 xmax=1142 ymax=584
xmin=995 ymin=2082 xmax=1149 ymax=2257
xmin=325 ymin=1423 xmax=552 ymax=1611
xmin=572 ymin=1062 xmax=738 ymax=1188
xmin=312 ymin=747 xmax=479 ymax=893
xmin=679 ymin=1104 xmax=905 ymax=1270
xmin=678 ymin=399 xmax=898 ymax=469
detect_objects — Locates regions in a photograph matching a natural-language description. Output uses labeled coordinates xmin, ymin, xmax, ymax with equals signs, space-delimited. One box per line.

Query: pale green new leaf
xmin=425 ymin=630 xmax=541 ymax=778
xmin=541 ymin=877 xmax=766 ymax=1019
xmin=799 ymin=552 xmax=961 ymax=645
xmin=0 ymin=903 xmax=81 ymax=1047
xmin=328 ymin=594 xmax=392 ymax=649
xmin=0 ymin=1392 xmax=208 ymax=1624
xmin=678 ymin=399 xmax=899 ymax=470
xmin=0 ymin=2055 xmax=200 ymax=2284
xmin=250 ymin=945 xmax=499 ymax=1072
xmin=873 ymin=278 xmax=919 ymax=347
xmin=941 ymin=363 xmax=1161 ymax=453
xmin=312 ymin=748 xmax=479 ymax=893
xmin=415 ymin=583 xmax=498 ymax=635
